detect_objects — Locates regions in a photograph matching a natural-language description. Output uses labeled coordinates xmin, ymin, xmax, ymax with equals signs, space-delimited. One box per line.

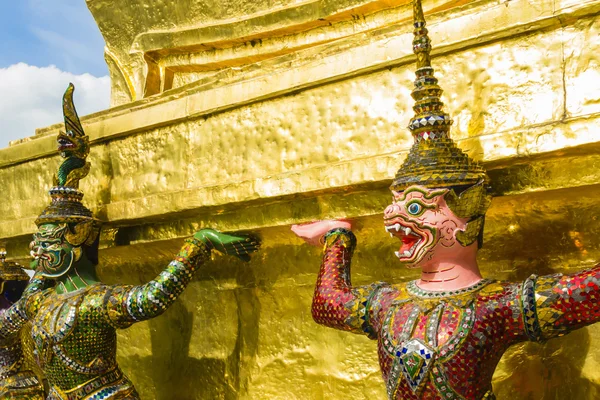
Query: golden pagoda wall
xmin=1 ymin=0 xmax=600 ymax=398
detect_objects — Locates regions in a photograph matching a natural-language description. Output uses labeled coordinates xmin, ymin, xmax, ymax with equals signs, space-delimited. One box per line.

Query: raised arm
xmin=0 ymin=272 xmax=48 ymax=341
xmin=521 ymin=264 xmax=600 ymax=342
xmin=293 ymin=222 xmax=391 ymax=338
xmin=105 ymin=229 xmax=259 ymax=328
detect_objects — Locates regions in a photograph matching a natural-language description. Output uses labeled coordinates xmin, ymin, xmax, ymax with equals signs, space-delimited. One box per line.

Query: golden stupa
xmin=1 ymin=0 xmax=600 ymax=398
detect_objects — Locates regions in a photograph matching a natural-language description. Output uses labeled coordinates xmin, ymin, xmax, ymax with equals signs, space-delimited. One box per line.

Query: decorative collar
xmin=406 ymin=278 xmax=493 ymax=299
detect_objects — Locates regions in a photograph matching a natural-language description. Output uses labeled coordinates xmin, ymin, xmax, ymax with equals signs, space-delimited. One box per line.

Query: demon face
xmin=383 ymin=186 xmax=472 ymax=268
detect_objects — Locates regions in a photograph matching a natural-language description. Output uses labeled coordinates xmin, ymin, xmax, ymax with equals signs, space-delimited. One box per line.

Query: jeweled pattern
xmin=0 ymin=271 xmax=45 ymax=399
xmin=0 ymin=239 xmax=211 ymax=399
xmin=312 ymin=229 xmax=600 ymax=399
xmin=0 ymin=327 xmax=45 ymax=399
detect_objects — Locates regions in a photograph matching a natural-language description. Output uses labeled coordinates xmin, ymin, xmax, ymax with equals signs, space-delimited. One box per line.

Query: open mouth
xmin=30 ymin=250 xmax=50 ymax=260
xmin=57 ymin=136 xmax=75 ymax=151
xmin=385 ymin=222 xmax=423 ymax=260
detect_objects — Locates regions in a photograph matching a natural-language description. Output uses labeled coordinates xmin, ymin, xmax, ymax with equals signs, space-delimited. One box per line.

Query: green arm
xmin=105 ymin=229 xmax=260 ymax=328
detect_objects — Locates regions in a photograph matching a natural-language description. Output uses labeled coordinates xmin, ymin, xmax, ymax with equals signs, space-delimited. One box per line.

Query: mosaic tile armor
xmin=0 ymin=250 xmax=46 ymax=399
xmin=313 ymin=228 xmax=600 ymax=399
xmin=0 ymin=238 xmax=211 ymax=399
xmin=0 ymin=334 xmax=45 ymax=400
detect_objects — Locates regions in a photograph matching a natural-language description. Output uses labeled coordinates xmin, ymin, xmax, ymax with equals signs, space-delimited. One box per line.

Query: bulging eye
xmin=67 ymin=130 xmax=74 ymax=137
xmin=407 ymin=203 xmax=422 ymax=216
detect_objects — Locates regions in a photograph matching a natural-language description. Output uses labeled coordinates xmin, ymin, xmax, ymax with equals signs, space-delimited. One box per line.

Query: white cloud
xmin=0 ymin=63 xmax=110 ymax=149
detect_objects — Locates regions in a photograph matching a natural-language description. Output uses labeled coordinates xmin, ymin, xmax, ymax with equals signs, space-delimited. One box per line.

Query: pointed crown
xmin=390 ymin=0 xmax=489 ymax=192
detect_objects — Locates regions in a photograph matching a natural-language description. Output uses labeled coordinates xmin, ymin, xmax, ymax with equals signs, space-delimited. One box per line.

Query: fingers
xmin=222 ymin=241 xmax=260 ymax=255
xmin=291 ymin=224 xmax=316 ymax=237
xmin=219 ymin=235 xmax=261 ymax=257
xmin=202 ymin=234 xmax=217 ymax=250
xmin=306 ymin=236 xmax=323 ymax=247
xmin=227 ymin=234 xmax=261 ymax=245
xmin=193 ymin=229 xmax=261 ymax=258
xmin=291 ymin=219 xmax=352 ymax=245
xmin=233 ymin=235 xmax=261 ymax=248
xmin=290 ymin=225 xmax=304 ymax=235
xmin=235 ymin=253 xmax=252 ymax=262
xmin=332 ymin=219 xmax=352 ymax=230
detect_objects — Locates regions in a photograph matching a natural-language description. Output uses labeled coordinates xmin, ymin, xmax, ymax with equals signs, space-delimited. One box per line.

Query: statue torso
xmin=28 ymin=284 xmax=138 ymax=399
xmin=374 ymin=280 xmax=526 ymax=400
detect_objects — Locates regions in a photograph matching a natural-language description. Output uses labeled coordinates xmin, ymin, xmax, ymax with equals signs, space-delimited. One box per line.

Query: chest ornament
xmin=31 ymin=287 xmax=111 ymax=375
xmin=382 ymin=280 xmax=488 ymax=399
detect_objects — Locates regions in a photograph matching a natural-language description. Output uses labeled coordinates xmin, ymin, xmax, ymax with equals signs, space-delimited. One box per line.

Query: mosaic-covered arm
xmin=105 ymin=236 xmax=212 ymax=328
xmin=0 ymin=273 xmax=47 ymax=341
xmin=522 ymin=264 xmax=600 ymax=342
xmin=312 ymin=228 xmax=390 ymax=338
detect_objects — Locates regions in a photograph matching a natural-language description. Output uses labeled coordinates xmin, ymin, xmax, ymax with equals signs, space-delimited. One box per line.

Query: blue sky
xmin=0 ymin=0 xmax=110 ymax=148
xmin=0 ymin=0 xmax=107 ymax=76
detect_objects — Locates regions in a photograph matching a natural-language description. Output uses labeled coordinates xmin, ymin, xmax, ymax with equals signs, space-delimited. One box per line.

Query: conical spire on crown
xmin=35 ymin=84 xmax=95 ymax=227
xmin=408 ymin=0 xmax=451 ymax=141
xmin=391 ymin=0 xmax=488 ymax=192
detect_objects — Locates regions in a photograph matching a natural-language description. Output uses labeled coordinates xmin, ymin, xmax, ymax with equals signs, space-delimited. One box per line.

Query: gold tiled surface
xmin=1 ymin=0 xmax=600 ymax=398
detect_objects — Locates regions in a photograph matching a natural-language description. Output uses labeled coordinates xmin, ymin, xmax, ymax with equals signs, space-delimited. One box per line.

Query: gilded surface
xmin=87 ymin=0 xmax=480 ymax=102
xmin=4 ymin=1 xmax=600 ymax=236
xmin=1 ymin=0 xmax=600 ymax=398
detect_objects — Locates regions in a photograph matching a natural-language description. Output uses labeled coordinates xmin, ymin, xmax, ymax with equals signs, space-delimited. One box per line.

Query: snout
xmin=384 ymin=203 xmax=402 ymax=219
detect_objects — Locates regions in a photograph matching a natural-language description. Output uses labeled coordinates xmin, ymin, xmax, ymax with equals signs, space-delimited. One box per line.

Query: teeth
xmin=386 ymin=224 xmax=418 ymax=240
xmin=385 ymin=224 xmax=401 ymax=232
xmin=395 ymin=249 xmax=416 ymax=258
xmin=411 ymin=239 xmax=422 ymax=250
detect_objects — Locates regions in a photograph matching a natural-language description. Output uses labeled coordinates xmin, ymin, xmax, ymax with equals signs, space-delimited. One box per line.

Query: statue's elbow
xmin=311 ymin=293 xmax=336 ymax=327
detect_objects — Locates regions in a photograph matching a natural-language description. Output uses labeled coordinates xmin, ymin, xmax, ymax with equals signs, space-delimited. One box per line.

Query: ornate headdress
xmin=35 ymin=84 xmax=100 ymax=247
xmin=0 ymin=248 xmax=29 ymax=283
xmin=391 ymin=0 xmax=492 ymax=246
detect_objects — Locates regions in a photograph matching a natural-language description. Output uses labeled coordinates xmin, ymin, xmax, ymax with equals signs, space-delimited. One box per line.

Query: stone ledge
xmin=3 ymin=110 xmax=598 ymax=235
xmin=3 ymin=140 xmax=600 ymax=264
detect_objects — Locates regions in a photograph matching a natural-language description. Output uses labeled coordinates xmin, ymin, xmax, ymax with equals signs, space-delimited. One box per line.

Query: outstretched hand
xmin=193 ymin=229 xmax=260 ymax=262
xmin=291 ymin=220 xmax=352 ymax=246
